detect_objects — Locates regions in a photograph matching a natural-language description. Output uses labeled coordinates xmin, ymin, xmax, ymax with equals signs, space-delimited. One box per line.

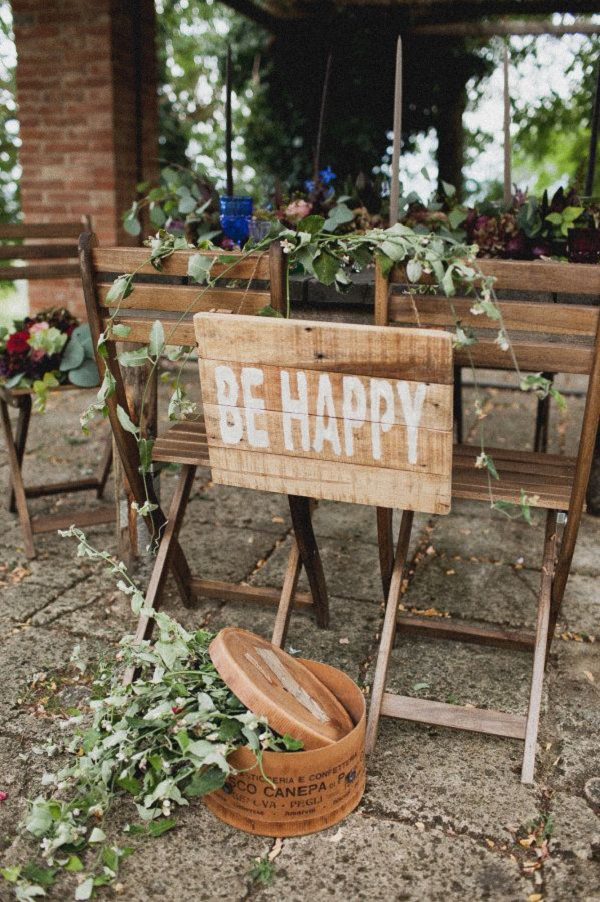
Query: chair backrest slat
xmin=97 ymin=282 xmax=270 ymax=316
xmin=0 ymin=222 xmax=85 ymax=240
xmin=381 ymin=262 xmax=600 ymax=376
xmin=0 ymin=218 xmax=90 ymax=283
xmin=391 ymin=260 xmax=600 ymax=296
xmin=91 ymin=247 xmax=272 ymax=281
xmin=388 ymin=295 xmax=599 ymax=373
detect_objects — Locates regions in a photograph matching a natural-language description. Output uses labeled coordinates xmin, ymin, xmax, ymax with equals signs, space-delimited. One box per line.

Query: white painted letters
xmin=370 ymin=378 xmax=395 ymax=461
xmin=215 ymin=365 xmax=243 ymax=444
xmin=313 ymin=374 xmax=341 ymax=456
xmin=280 ymin=370 xmax=310 ymax=451
xmin=397 ymin=381 xmax=426 ymax=464
xmin=241 ymin=367 xmax=268 ymax=448
xmin=342 ymin=376 xmax=366 ymax=456
xmin=212 ymin=366 xmax=430 ymax=465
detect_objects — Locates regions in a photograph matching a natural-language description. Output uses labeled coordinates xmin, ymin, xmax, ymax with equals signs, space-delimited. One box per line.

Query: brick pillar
xmin=12 ymin=0 xmax=159 ymax=318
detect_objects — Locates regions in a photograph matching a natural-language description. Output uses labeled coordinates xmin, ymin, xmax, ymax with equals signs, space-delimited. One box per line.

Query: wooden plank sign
xmin=194 ymin=313 xmax=454 ymax=514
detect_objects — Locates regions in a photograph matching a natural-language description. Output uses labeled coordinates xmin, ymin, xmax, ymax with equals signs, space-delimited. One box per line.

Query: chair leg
xmin=8 ymin=395 xmax=32 ymax=513
xmin=123 ymin=464 xmax=196 ymax=686
xmin=271 ymin=540 xmax=303 ymax=649
xmin=533 ymin=372 xmax=553 ymax=453
xmin=95 ymin=433 xmax=113 ymax=499
xmin=288 ymin=495 xmax=329 ymax=629
xmin=454 ymin=366 xmax=463 ymax=445
xmin=376 ymin=507 xmax=394 ymax=598
xmin=1 ymin=398 xmax=35 ymax=558
xmin=521 ymin=510 xmax=557 ymax=784
xmin=365 ymin=510 xmax=414 ymax=755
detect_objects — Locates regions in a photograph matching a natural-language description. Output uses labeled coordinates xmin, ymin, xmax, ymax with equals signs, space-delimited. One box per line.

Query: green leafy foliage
xmin=0 ymin=526 xmax=305 ymax=900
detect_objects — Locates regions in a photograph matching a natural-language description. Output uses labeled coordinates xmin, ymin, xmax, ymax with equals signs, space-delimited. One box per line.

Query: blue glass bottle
xmin=219 ymin=196 xmax=253 ymax=247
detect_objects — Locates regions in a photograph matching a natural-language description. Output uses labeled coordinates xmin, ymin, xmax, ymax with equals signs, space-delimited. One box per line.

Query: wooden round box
xmin=203 ymin=659 xmax=366 ymax=837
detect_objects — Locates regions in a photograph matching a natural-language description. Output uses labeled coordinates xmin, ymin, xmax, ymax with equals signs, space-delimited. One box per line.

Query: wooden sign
xmin=194 ymin=313 xmax=453 ymax=514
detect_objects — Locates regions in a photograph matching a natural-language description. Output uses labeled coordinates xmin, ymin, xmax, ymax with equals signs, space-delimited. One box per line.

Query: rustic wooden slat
xmin=196 ymin=313 xmax=454 ymax=384
xmin=209 ymin=446 xmax=452 ymax=513
xmin=477 ymin=259 xmax=600 ymax=296
xmin=24 ymin=476 xmax=101 ymax=498
xmin=380 ymin=693 xmax=527 ymax=740
xmin=396 ymin=614 xmax=535 ymax=651
xmin=0 ymin=244 xmax=78 ymax=261
xmin=199 ymin=361 xmax=454 ymax=431
xmin=92 ymin=247 xmax=272 ymax=280
xmin=31 ymin=507 xmax=115 ymax=533
xmin=105 ymin=316 xmax=197 ymax=346
xmin=0 ymin=222 xmax=84 ymax=239
xmin=454 ymin=445 xmax=576 ymax=479
xmin=389 ymin=296 xmax=599 ymax=337
xmin=189 ymin=577 xmax=315 ymax=609
xmin=98 ymin=282 xmax=270 ymax=314
xmin=203 ymin=403 xmax=453 ymax=475
xmin=0 ymin=263 xmax=81 ymax=281
xmin=390 ymin=259 xmax=600 ymax=296
xmin=454 ymin=341 xmax=593 ymax=374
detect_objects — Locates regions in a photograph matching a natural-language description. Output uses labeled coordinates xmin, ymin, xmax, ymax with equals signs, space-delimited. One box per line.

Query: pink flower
xmin=285 ymin=200 xmax=312 ymax=222
xmin=29 ymin=321 xmax=50 ymax=333
xmin=0 ymin=791 xmax=7 ymax=802
xmin=30 ymin=349 xmax=47 ymax=362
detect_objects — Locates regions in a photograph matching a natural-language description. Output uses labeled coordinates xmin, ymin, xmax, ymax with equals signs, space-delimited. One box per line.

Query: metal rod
xmin=585 ymin=59 xmax=600 ymax=197
xmin=225 ymin=44 xmax=234 ymax=196
xmin=389 ymin=36 xmax=403 ymax=226
xmin=503 ymin=43 xmax=512 ymax=207
xmin=313 ymin=51 xmax=333 ymax=185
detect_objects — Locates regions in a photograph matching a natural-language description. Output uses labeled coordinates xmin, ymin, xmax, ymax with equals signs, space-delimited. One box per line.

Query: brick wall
xmin=12 ymin=0 xmax=159 ymax=318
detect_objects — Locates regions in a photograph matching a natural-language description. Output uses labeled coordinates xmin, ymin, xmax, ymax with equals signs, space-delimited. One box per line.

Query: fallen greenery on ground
xmin=0 ymin=528 xmax=302 ymax=901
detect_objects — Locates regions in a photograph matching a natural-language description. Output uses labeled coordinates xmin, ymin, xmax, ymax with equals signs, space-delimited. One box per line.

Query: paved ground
xmin=0 ymin=373 xmax=599 ymax=901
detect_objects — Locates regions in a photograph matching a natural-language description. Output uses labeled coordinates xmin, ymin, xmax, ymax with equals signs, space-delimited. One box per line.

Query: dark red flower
xmin=6 ymin=330 xmax=30 ymax=356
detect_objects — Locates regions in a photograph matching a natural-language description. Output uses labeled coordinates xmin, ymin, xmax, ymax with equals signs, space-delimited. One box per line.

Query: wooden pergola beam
xmin=219 ymin=0 xmax=281 ymax=31
xmin=409 ymin=19 xmax=600 ymax=37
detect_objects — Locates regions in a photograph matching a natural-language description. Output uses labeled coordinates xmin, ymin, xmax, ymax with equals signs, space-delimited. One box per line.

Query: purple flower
xmin=304 ymin=179 xmax=315 ymax=193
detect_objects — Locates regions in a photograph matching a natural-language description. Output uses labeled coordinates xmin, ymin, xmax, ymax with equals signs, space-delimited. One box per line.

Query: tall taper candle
xmin=503 ymin=43 xmax=512 ymax=207
xmin=389 ymin=36 xmax=403 ymax=225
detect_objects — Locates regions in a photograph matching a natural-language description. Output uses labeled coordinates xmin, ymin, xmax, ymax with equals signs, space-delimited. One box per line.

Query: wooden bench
xmin=369 ymin=258 xmax=600 ymax=782
xmin=0 ymin=220 xmax=113 ymax=557
xmin=79 ymin=235 xmax=329 ymax=662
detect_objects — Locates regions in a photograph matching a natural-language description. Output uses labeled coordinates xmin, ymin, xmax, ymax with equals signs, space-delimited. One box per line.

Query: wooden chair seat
xmin=453 ymin=444 xmax=575 ymax=510
xmin=152 ymin=419 xmax=210 ymax=466
xmin=151 ymin=431 xmax=576 ymax=512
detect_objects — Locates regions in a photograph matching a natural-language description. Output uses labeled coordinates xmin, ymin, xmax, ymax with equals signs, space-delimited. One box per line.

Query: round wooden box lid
xmin=209 ymin=628 xmax=354 ymax=749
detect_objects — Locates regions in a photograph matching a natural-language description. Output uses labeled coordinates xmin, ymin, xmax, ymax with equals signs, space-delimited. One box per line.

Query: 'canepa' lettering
xmin=214 ymin=366 xmax=427 ymax=465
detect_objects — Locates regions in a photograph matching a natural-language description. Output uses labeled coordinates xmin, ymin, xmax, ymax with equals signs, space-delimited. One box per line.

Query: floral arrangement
xmin=0 ymin=309 xmax=100 ymax=410
xmin=402 ymin=185 xmax=600 ymax=263
xmin=0 ymin=528 xmax=302 ymax=901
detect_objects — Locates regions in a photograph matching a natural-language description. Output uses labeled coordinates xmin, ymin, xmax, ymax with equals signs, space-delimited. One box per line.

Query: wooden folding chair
xmin=369 ymin=258 xmax=600 ymax=783
xmin=79 ymin=235 xmax=329 ymax=653
xmin=0 ymin=220 xmax=113 ymax=558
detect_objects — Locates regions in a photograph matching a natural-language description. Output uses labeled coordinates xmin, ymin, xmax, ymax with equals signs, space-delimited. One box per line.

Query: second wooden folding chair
xmin=369 ymin=258 xmax=600 ymax=783
xmin=79 ymin=235 xmax=329 ymax=652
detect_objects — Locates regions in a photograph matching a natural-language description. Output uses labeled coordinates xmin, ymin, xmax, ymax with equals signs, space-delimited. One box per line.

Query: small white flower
xmin=475 ymin=452 xmax=487 ymax=469
xmin=280 ymin=239 xmax=294 ymax=254
xmin=101 ymin=719 xmax=112 ymax=732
